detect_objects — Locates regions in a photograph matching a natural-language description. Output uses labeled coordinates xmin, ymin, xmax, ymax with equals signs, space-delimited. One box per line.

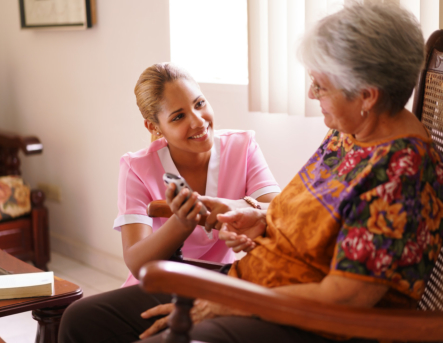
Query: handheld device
xmin=163 ymin=173 xmax=208 ymax=216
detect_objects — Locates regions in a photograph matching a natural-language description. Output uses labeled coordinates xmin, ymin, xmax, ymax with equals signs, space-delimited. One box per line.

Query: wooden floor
xmin=0 ymin=252 xmax=126 ymax=343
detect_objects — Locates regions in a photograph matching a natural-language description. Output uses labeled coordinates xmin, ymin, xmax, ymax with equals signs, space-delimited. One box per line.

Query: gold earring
xmin=157 ymin=132 xmax=161 ymax=136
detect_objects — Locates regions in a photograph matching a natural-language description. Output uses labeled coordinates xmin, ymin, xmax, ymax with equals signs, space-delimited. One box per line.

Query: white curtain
xmin=248 ymin=0 xmax=441 ymax=116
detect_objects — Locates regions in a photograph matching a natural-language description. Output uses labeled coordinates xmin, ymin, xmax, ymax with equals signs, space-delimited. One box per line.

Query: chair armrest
xmin=31 ymin=189 xmax=46 ymax=208
xmin=139 ymin=261 xmax=443 ymax=342
xmin=147 ymin=200 xmax=207 ymax=226
xmin=0 ymin=129 xmax=43 ymax=155
xmin=182 ymin=258 xmax=224 ymax=271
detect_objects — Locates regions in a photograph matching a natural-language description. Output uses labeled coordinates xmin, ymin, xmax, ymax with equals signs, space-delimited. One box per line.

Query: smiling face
xmin=308 ymin=71 xmax=364 ymax=135
xmin=155 ymin=78 xmax=214 ymax=157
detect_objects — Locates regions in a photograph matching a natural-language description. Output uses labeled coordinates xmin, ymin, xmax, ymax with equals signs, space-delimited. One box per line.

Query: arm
xmin=187 ymin=274 xmax=389 ymax=325
xmin=274 ymin=274 xmax=388 ymax=308
xmin=122 ymin=185 xmax=204 ymax=279
xmin=200 ymin=192 xmax=278 ymax=231
xmin=217 ymin=207 xmax=268 ymax=253
xmin=256 ymin=192 xmax=279 ymax=209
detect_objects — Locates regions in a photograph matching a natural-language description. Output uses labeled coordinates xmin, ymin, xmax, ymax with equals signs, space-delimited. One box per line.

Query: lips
xmin=189 ymin=125 xmax=210 ymax=139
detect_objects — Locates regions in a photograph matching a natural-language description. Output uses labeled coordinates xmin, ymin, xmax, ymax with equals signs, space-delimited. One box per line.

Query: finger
xmin=224 ymin=234 xmax=248 ymax=247
xmin=165 ymin=183 xmax=177 ymax=204
xmin=186 ymin=202 xmax=201 ymax=221
xmin=141 ymin=303 xmax=174 ymax=318
xmin=217 ymin=210 xmax=242 ymax=224
xmin=179 ymin=192 xmax=200 ymax=218
xmin=199 ymin=196 xmax=215 ymax=209
xmin=205 ymin=213 xmax=217 ymax=232
xmin=218 ymin=224 xmax=237 ymax=241
xmin=224 ymin=237 xmax=246 ymax=247
xmin=213 ymin=220 xmax=223 ymax=231
xmin=174 ymin=188 xmax=197 ymax=218
xmin=139 ymin=316 xmax=169 ymax=339
xmin=244 ymin=242 xmax=257 ymax=252
xmin=232 ymin=241 xmax=254 ymax=253
xmin=169 ymin=188 xmax=189 ymax=213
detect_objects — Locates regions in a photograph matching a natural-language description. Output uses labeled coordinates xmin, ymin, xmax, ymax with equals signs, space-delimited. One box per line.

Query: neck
xmin=353 ymin=108 xmax=414 ymax=143
xmin=168 ymin=145 xmax=211 ymax=173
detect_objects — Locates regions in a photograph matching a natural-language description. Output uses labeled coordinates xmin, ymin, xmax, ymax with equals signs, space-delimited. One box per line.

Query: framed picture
xmin=19 ymin=0 xmax=96 ymax=30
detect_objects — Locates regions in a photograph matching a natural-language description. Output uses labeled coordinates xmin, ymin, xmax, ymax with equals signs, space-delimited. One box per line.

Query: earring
xmin=157 ymin=132 xmax=161 ymax=136
xmin=361 ymin=109 xmax=368 ymax=117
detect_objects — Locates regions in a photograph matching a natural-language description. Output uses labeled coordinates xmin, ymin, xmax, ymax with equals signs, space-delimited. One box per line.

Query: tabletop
xmin=0 ymin=249 xmax=83 ymax=317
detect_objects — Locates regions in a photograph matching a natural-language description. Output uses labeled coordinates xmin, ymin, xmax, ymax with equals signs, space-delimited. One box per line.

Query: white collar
xmin=157 ymin=136 xmax=220 ymax=197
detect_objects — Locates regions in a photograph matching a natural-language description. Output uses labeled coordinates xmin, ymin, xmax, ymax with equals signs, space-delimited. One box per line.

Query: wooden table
xmin=0 ymin=249 xmax=83 ymax=343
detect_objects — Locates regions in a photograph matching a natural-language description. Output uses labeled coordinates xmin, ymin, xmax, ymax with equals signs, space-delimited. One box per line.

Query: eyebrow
xmin=168 ymin=95 xmax=203 ymax=117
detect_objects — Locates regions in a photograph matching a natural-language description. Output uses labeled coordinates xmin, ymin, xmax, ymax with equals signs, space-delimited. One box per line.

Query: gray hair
xmin=298 ymin=1 xmax=425 ymax=115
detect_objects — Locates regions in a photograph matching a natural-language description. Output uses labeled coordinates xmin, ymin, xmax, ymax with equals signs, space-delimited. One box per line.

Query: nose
xmin=189 ymin=111 xmax=205 ymax=128
xmin=307 ymin=84 xmax=316 ymax=100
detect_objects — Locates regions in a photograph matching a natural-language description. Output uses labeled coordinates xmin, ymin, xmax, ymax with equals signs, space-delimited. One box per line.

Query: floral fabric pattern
xmin=325 ymin=130 xmax=443 ymax=300
xmin=0 ymin=176 xmax=31 ymax=221
xmin=229 ymin=129 xmax=443 ymax=305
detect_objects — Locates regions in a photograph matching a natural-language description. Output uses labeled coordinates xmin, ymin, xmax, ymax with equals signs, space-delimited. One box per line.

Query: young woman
xmin=114 ymin=63 xmax=280 ymax=287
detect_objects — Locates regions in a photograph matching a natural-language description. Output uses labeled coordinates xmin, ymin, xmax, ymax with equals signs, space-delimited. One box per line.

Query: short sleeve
xmin=113 ymin=155 xmax=153 ymax=231
xmin=330 ymin=140 xmax=443 ymax=300
xmin=245 ymin=134 xmax=280 ymax=198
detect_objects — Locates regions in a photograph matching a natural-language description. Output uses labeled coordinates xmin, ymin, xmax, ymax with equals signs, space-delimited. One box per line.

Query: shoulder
xmin=120 ymin=138 xmax=168 ymax=169
xmin=215 ymin=129 xmax=256 ymax=146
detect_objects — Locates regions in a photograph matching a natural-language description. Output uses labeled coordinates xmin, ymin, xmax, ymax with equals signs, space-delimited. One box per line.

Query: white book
xmin=0 ymin=271 xmax=54 ymax=300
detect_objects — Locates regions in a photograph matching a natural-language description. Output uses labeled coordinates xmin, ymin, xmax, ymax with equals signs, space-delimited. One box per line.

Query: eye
xmin=171 ymin=113 xmax=184 ymax=122
xmin=196 ymin=100 xmax=205 ymax=108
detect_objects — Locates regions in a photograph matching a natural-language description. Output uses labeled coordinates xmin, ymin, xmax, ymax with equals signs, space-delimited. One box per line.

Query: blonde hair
xmin=134 ymin=63 xmax=198 ymax=142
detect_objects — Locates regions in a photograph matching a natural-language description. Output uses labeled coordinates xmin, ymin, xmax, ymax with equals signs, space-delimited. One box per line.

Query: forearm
xmin=123 ymin=216 xmax=194 ymax=278
xmin=256 ymin=192 xmax=279 ymax=209
xmin=271 ymin=275 xmax=388 ymax=308
xmin=218 ymin=192 xmax=277 ymax=211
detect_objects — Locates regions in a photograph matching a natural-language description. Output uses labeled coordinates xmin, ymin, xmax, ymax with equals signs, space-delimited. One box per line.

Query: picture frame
xmin=19 ymin=0 xmax=96 ymax=30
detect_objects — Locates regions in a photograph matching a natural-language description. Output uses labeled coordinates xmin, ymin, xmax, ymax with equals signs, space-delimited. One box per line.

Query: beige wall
xmin=0 ymin=0 xmax=327 ymax=278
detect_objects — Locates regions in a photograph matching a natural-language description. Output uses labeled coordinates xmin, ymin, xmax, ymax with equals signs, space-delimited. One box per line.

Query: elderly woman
xmin=136 ymin=2 xmax=443 ymax=343
xmin=60 ymin=2 xmax=443 ymax=343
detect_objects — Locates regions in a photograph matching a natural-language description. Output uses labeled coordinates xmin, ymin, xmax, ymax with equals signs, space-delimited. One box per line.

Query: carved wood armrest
xmin=0 ymin=130 xmax=43 ymax=155
xmin=0 ymin=130 xmax=43 ymax=176
xmin=139 ymin=261 xmax=443 ymax=342
xmin=31 ymin=189 xmax=46 ymax=208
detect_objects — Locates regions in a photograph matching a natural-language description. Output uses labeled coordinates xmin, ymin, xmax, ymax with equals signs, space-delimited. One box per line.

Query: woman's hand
xmin=138 ymin=300 xmax=251 ymax=339
xmin=139 ymin=303 xmax=174 ymax=339
xmin=190 ymin=299 xmax=251 ymax=324
xmin=217 ymin=208 xmax=267 ymax=253
xmin=165 ymin=183 xmax=207 ymax=231
xmin=199 ymin=197 xmax=242 ymax=232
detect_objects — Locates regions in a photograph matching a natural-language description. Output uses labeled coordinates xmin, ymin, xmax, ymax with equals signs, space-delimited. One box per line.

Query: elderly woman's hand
xmin=191 ymin=299 xmax=251 ymax=324
xmin=217 ymin=208 xmax=267 ymax=253
xmin=138 ymin=300 xmax=251 ymax=339
xmin=139 ymin=303 xmax=174 ymax=339
xmin=199 ymin=196 xmax=249 ymax=232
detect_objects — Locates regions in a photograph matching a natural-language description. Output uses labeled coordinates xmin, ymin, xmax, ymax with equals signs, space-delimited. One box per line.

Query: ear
xmin=360 ymin=88 xmax=380 ymax=112
xmin=144 ymin=119 xmax=161 ymax=136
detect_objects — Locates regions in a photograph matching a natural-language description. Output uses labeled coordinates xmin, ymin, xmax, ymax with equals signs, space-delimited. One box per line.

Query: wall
xmin=0 ymin=0 xmax=327 ymax=279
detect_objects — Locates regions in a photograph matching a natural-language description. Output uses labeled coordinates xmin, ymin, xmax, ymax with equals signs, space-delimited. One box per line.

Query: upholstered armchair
xmin=0 ymin=130 xmax=49 ymax=270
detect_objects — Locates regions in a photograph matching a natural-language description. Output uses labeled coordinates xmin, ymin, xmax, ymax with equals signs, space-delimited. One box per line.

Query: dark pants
xmin=59 ymin=285 xmax=376 ymax=343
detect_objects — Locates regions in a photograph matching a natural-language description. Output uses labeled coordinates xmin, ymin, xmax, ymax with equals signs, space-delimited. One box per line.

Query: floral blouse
xmin=229 ymin=129 xmax=443 ymax=305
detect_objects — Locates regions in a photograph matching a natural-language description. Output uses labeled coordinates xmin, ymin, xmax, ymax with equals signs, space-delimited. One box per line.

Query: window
xmin=169 ymin=0 xmax=248 ymax=85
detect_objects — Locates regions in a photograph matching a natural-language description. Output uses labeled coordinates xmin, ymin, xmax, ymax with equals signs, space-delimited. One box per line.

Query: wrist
xmin=243 ymin=196 xmax=261 ymax=210
xmin=171 ymin=214 xmax=197 ymax=233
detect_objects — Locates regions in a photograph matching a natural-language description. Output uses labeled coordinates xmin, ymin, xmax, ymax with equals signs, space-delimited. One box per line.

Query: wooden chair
xmin=141 ymin=30 xmax=443 ymax=342
xmin=0 ymin=130 xmax=50 ymax=270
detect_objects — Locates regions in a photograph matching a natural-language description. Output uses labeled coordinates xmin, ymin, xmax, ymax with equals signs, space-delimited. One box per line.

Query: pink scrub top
xmin=113 ymin=130 xmax=280 ymax=287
